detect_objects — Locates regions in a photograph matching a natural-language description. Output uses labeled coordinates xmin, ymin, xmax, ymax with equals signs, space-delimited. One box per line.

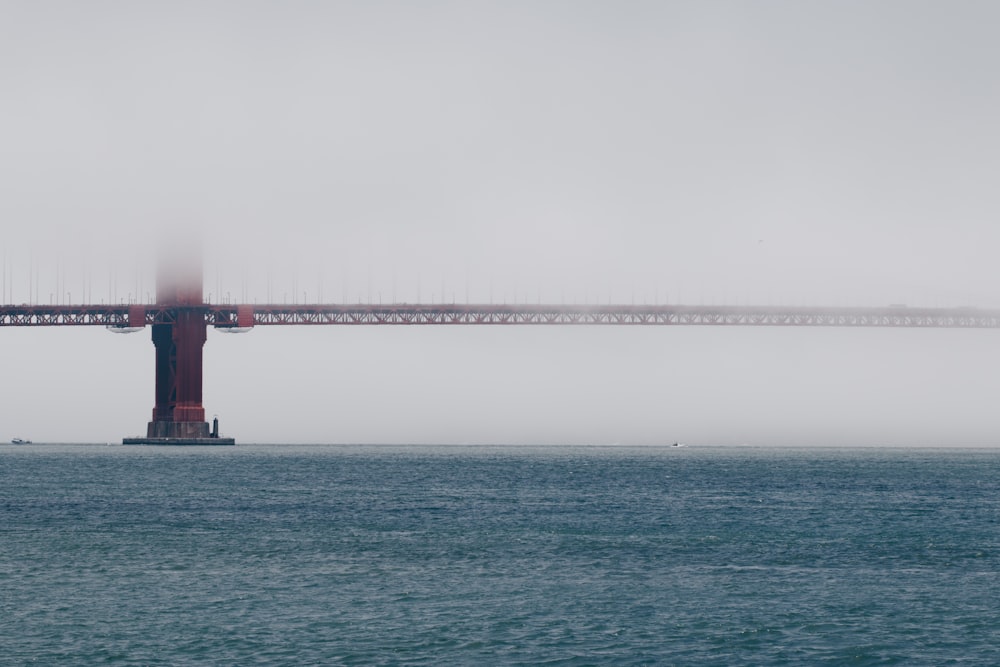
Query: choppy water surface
xmin=2 ymin=444 xmax=1000 ymax=665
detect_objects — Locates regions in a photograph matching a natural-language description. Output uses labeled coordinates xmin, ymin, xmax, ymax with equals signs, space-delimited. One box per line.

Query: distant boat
xmin=10 ymin=438 xmax=31 ymax=445
xmin=671 ymin=442 xmax=686 ymax=447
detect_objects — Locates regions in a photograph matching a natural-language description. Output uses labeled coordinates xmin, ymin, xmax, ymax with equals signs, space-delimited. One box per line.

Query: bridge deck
xmin=2 ymin=304 xmax=1000 ymax=328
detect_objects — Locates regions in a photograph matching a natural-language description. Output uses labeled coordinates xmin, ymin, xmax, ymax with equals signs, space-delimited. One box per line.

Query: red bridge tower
xmin=123 ymin=250 xmax=233 ymax=445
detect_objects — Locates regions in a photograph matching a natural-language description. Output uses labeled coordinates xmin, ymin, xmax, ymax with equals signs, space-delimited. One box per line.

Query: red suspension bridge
xmin=2 ymin=257 xmax=998 ymax=444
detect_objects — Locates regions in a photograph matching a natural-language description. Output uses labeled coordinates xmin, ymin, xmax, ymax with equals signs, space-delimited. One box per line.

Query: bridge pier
xmin=123 ymin=248 xmax=233 ymax=445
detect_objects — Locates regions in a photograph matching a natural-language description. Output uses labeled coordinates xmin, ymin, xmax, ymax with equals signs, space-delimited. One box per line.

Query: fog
xmin=2 ymin=1 xmax=999 ymax=444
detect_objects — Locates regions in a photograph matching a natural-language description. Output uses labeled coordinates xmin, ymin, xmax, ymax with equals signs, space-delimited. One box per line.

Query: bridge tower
xmin=123 ymin=247 xmax=233 ymax=445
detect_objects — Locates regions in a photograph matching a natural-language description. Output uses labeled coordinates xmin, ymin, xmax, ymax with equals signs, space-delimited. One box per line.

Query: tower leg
xmin=172 ymin=309 xmax=207 ymax=426
xmin=125 ymin=315 xmax=233 ymax=445
xmin=151 ymin=323 xmax=175 ymax=422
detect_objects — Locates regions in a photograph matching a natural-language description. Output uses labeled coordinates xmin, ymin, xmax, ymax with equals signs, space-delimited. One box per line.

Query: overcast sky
xmin=2 ymin=1 xmax=1000 ymax=445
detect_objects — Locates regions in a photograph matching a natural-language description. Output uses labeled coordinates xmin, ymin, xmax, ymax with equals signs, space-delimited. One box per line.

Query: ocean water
xmin=2 ymin=445 xmax=999 ymax=666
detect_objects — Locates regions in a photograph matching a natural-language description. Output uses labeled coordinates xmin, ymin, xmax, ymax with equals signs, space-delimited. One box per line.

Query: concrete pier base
xmin=123 ymin=420 xmax=235 ymax=446
xmin=122 ymin=437 xmax=235 ymax=445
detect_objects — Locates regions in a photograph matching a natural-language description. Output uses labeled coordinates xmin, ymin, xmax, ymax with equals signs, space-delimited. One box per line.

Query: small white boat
xmin=10 ymin=438 xmax=31 ymax=445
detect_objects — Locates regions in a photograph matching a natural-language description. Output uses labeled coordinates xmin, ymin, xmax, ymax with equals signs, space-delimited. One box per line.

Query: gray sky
xmin=2 ymin=1 xmax=1000 ymax=444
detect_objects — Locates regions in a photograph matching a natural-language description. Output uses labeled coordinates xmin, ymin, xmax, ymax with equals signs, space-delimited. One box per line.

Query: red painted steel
xmin=237 ymin=305 xmax=254 ymax=328
xmin=144 ymin=248 xmax=209 ymax=432
xmin=171 ymin=308 xmax=206 ymax=423
xmin=128 ymin=305 xmax=145 ymax=328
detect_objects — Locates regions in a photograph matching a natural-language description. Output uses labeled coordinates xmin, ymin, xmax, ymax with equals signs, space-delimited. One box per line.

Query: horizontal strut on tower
xmin=3 ymin=303 xmax=1000 ymax=329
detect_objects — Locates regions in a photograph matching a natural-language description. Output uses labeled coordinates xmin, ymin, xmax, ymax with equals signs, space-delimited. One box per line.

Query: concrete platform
xmin=123 ymin=436 xmax=236 ymax=445
xmin=125 ymin=418 xmax=234 ymax=445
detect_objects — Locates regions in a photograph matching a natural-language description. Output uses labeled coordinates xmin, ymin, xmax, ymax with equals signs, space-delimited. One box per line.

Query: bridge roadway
xmin=2 ymin=303 xmax=1000 ymax=329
